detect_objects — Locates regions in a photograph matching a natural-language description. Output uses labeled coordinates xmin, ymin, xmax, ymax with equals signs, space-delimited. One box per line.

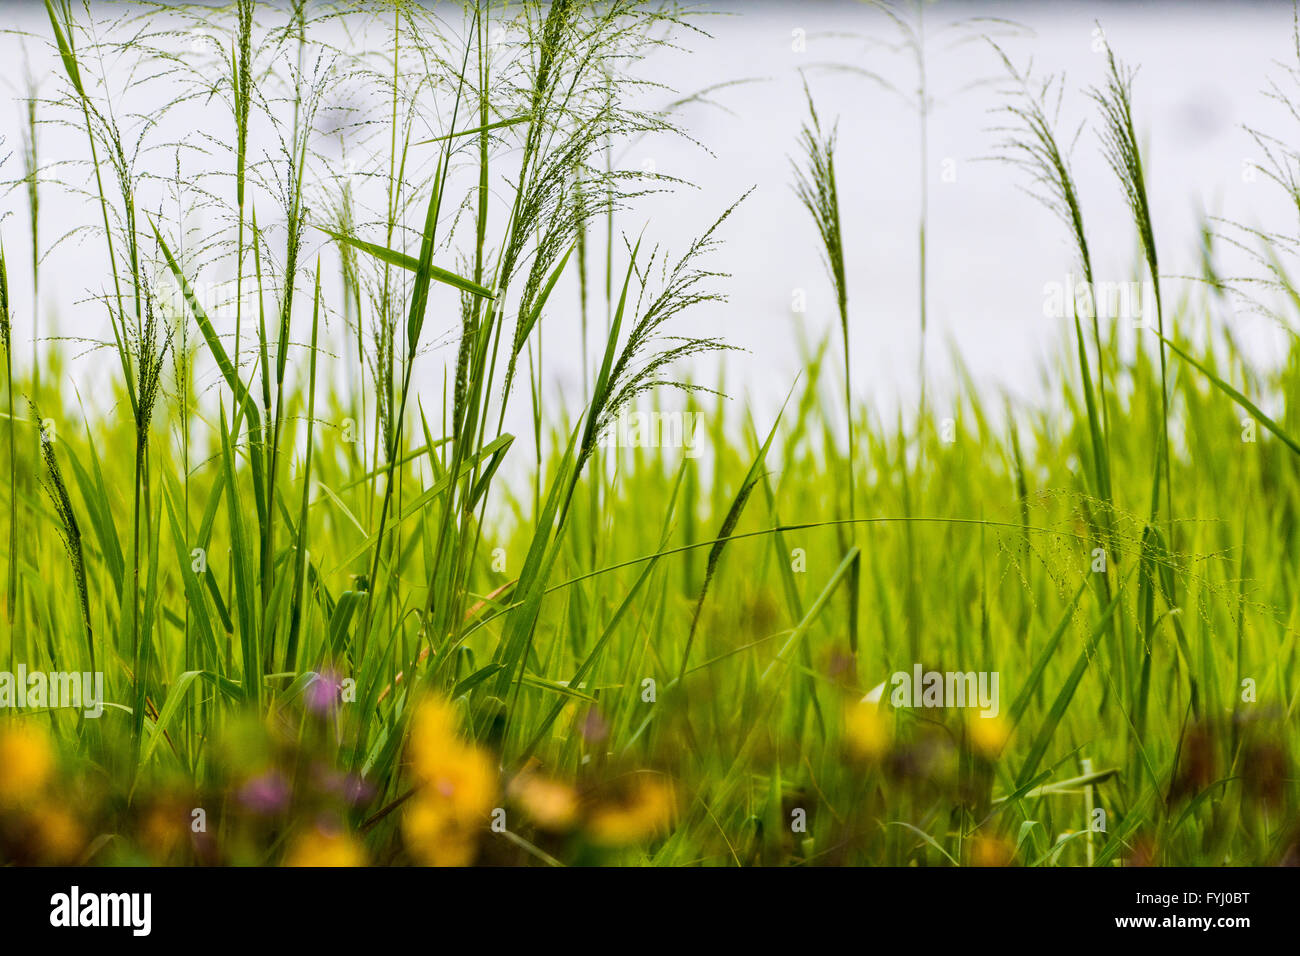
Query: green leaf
xmin=319 ymin=227 xmax=495 ymax=301
xmin=140 ymin=670 xmax=203 ymax=765
xmin=1159 ymin=333 xmax=1300 ymax=456
xmin=44 ymin=0 xmax=84 ymax=97
xmin=416 ymin=113 xmax=532 ymax=144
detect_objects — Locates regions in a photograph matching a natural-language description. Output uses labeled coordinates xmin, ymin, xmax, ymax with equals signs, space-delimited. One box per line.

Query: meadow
xmin=0 ymin=0 xmax=1298 ymax=868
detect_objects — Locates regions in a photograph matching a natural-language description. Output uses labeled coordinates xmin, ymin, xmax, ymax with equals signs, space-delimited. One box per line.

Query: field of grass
xmin=0 ymin=0 xmax=1298 ymax=868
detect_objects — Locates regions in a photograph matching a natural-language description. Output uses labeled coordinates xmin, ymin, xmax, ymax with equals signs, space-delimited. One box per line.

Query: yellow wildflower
xmin=509 ymin=772 xmax=579 ymax=831
xmin=28 ymin=806 xmax=84 ymax=863
xmin=139 ymin=805 xmax=184 ymax=861
xmin=0 ymin=723 xmax=54 ymax=805
xmin=423 ymin=742 xmax=495 ymax=818
xmin=285 ymin=825 xmax=366 ymax=867
xmin=844 ymin=700 xmax=890 ymax=762
xmin=403 ymin=796 xmax=479 ymax=867
xmin=586 ymin=776 xmax=675 ymax=847
xmin=407 ymin=697 xmax=462 ymax=780
xmin=968 ymin=713 xmax=1012 ymax=760
xmin=969 ymin=834 xmax=1015 ymax=867
xmin=402 ymin=697 xmax=498 ymax=866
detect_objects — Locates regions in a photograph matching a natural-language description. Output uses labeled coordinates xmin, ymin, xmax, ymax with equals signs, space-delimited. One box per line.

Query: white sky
xmin=1 ymin=0 xmax=1296 ymax=456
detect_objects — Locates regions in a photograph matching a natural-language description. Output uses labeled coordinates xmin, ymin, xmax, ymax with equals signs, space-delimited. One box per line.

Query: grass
xmin=0 ymin=0 xmax=1297 ymax=867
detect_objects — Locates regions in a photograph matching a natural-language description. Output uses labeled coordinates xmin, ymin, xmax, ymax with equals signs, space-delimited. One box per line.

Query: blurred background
xmin=0 ymin=0 xmax=1294 ymax=440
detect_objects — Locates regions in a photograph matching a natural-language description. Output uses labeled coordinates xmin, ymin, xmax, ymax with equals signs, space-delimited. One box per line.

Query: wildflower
xmin=237 ymin=770 xmax=290 ymax=815
xmin=509 ymin=772 xmax=579 ymax=832
xmin=338 ymin=772 xmax=376 ymax=807
xmin=138 ymin=796 xmax=189 ymax=861
xmin=342 ymin=774 xmax=376 ymax=807
xmin=406 ymin=697 xmax=464 ymax=781
xmin=403 ymin=797 xmax=479 ymax=867
xmin=586 ymin=775 xmax=675 ymax=847
xmin=844 ymin=700 xmax=890 ymax=762
xmin=27 ymin=806 xmax=84 ymax=864
xmin=285 ymin=823 xmax=366 ymax=867
xmin=402 ymin=697 xmax=497 ymax=866
xmin=310 ymin=763 xmax=375 ymax=807
xmin=305 ymin=671 xmax=343 ymax=717
xmin=0 ymin=723 xmax=54 ymax=805
xmin=967 ymin=713 xmax=1012 ymax=760
xmin=422 ymin=743 xmax=495 ymax=815
xmin=969 ymin=834 xmax=1015 ymax=867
